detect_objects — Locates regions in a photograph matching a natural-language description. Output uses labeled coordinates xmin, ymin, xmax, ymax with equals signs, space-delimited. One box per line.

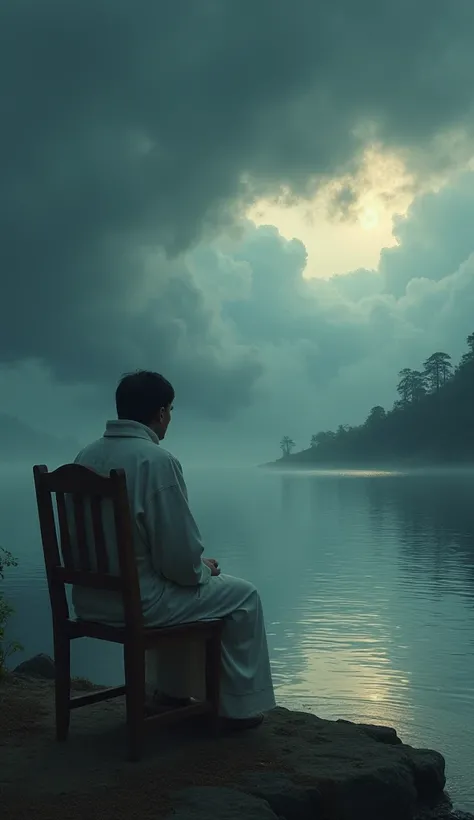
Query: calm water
xmin=1 ymin=465 xmax=474 ymax=810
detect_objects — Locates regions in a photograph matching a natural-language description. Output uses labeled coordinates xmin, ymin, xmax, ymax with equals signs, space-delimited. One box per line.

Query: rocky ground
xmin=0 ymin=654 xmax=472 ymax=820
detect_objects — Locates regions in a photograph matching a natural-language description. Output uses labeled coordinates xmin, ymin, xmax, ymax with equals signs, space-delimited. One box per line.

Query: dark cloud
xmin=326 ymin=183 xmax=359 ymax=222
xmin=205 ymin=207 xmax=474 ymax=426
xmin=217 ymin=225 xmax=375 ymax=384
xmin=1 ymin=1 xmax=474 ymax=417
xmin=193 ymin=218 xmax=474 ymax=403
xmin=2 ymin=181 xmax=474 ymax=454
xmin=381 ymin=172 xmax=474 ymax=297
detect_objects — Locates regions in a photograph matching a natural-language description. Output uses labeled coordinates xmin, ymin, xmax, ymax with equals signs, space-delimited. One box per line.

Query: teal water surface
xmin=2 ymin=465 xmax=473 ymax=810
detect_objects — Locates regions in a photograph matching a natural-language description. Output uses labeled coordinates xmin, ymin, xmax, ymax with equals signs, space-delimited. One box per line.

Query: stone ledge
xmin=5 ymin=654 xmax=473 ymax=820
xmin=168 ymin=787 xmax=279 ymax=820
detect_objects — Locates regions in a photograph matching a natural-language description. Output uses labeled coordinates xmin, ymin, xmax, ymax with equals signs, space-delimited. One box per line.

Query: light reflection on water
xmin=1 ymin=465 xmax=474 ymax=810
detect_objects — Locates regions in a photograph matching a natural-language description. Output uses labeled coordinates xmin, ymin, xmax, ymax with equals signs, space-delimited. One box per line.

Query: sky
xmin=2 ymin=1 xmax=474 ymax=465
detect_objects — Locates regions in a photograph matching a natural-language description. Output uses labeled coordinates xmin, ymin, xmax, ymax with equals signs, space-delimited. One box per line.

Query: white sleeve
xmin=146 ymin=462 xmax=211 ymax=587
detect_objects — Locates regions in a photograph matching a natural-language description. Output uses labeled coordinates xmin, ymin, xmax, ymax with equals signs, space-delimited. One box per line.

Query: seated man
xmin=72 ymin=370 xmax=275 ymax=729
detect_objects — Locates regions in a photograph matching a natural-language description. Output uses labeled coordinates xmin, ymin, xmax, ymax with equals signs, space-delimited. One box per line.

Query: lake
xmin=2 ymin=464 xmax=474 ymax=811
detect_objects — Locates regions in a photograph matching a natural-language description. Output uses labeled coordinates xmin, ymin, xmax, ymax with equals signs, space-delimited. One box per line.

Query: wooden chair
xmin=33 ymin=463 xmax=223 ymax=761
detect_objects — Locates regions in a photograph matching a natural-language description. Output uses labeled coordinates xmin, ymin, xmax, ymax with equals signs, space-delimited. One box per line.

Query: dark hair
xmin=115 ymin=370 xmax=175 ymax=425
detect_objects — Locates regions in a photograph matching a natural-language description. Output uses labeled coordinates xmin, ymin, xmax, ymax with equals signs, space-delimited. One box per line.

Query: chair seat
xmin=66 ymin=617 xmax=223 ymax=646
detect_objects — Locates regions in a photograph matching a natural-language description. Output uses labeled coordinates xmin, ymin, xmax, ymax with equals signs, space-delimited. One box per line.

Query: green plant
xmin=0 ymin=546 xmax=19 ymax=579
xmin=0 ymin=547 xmax=23 ymax=677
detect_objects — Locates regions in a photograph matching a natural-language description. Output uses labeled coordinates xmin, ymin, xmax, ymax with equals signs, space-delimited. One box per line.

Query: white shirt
xmin=72 ymin=419 xmax=211 ymax=622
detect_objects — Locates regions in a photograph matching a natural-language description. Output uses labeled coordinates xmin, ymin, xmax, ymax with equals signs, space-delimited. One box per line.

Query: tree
xmin=423 ymin=352 xmax=452 ymax=393
xmin=365 ymin=405 xmax=386 ymax=425
xmin=280 ymin=436 xmax=296 ymax=457
xmin=311 ymin=431 xmax=335 ymax=448
xmin=396 ymin=368 xmax=426 ymax=405
xmin=411 ymin=370 xmax=427 ymax=401
xmin=458 ymin=332 xmax=474 ymax=370
xmin=396 ymin=368 xmax=413 ymax=406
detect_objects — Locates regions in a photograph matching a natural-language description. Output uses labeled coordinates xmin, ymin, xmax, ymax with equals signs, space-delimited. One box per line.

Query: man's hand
xmin=203 ymin=557 xmax=220 ymax=576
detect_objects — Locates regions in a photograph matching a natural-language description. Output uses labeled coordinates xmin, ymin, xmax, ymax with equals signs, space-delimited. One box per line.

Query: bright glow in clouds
xmin=249 ymin=148 xmax=417 ymax=278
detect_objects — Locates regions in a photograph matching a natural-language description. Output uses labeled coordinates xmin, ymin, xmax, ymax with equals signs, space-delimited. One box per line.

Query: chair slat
xmin=91 ymin=495 xmax=109 ymax=574
xmin=56 ymin=492 xmax=74 ymax=569
xmin=40 ymin=463 xmax=115 ymax=496
xmin=53 ymin=566 xmax=122 ymax=592
xmin=73 ymin=493 xmax=90 ymax=571
xmin=66 ymin=618 xmax=125 ymax=643
xmin=70 ymin=686 xmax=126 ymax=710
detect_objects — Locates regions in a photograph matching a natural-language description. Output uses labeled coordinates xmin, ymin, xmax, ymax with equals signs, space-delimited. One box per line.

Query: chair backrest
xmin=33 ymin=463 xmax=142 ymax=630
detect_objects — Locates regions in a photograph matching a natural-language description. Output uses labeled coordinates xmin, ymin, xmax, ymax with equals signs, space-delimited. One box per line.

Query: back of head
xmin=115 ymin=371 xmax=175 ymax=427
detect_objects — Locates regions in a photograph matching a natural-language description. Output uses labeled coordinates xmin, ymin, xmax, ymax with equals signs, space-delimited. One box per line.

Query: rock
xmin=3 ymin=668 xmax=461 ymax=820
xmin=260 ymin=708 xmax=447 ymax=820
xmin=235 ymin=771 xmax=322 ymax=820
xmin=404 ymin=748 xmax=447 ymax=798
xmin=159 ymin=708 xmax=451 ymax=820
xmin=330 ymin=764 xmax=419 ymax=820
xmin=415 ymin=806 xmax=474 ymax=820
xmin=167 ymin=787 xmax=278 ymax=820
xmin=337 ymin=718 xmax=402 ymax=745
xmin=13 ymin=654 xmax=55 ymax=680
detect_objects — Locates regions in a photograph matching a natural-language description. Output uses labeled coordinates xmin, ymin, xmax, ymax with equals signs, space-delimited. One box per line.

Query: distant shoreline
xmin=259 ymin=458 xmax=474 ymax=473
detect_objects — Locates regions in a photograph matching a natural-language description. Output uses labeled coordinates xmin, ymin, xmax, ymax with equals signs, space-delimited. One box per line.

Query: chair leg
xmin=205 ymin=631 xmax=222 ymax=736
xmin=124 ymin=643 xmax=145 ymax=762
xmin=54 ymin=632 xmax=71 ymax=742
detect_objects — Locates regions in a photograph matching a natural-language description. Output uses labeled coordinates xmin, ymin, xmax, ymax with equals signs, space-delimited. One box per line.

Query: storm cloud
xmin=1 ymin=1 xmax=474 ymax=422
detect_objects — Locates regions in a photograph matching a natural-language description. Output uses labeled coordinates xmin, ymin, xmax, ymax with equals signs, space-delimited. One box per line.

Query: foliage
xmin=0 ymin=547 xmax=18 ymax=581
xmin=396 ymin=368 xmax=426 ymax=406
xmin=284 ymin=332 xmax=474 ymax=466
xmin=0 ymin=547 xmax=22 ymax=677
xmin=423 ymin=352 xmax=452 ymax=392
xmin=280 ymin=436 xmax=296 ymax=457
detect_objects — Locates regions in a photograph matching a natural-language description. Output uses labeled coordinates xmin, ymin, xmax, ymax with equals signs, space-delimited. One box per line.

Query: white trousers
xmin=144 ymin=574 xmax=275 ymax=719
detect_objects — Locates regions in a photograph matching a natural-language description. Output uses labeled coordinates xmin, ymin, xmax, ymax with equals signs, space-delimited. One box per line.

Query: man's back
xmin=66 ymin=371 xmax=275 ymax=724
xmin=72 ymin=419 xmax=209 ymax=624
xmin=76 ymin=419 xmax=179 ymax=501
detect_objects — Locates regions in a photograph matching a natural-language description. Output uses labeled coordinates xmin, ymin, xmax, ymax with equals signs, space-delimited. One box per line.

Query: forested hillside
xmin=277 ymin=333 xmax=474 ymax=466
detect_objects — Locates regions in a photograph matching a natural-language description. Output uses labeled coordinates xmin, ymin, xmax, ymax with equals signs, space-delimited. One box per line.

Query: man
xmin=72 ymin=370 xmax=275 ymax=729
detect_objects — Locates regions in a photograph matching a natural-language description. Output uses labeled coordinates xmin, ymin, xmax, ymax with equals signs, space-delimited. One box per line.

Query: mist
xmin=2 ymin=2 xmax=474 ymax=812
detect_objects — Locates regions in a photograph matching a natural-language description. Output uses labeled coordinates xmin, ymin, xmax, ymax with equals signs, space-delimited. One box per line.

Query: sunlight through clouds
xmin=248 ymin=147 xmax=420 ymax=279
